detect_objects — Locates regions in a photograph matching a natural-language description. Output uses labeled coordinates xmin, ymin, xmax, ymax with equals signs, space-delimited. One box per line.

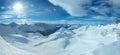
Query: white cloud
xmin=109 ymin=0 xmax=120 ymax=6
xmin=0 ymin=6 xmax=5 ymax=9
xmin=49 ymin=0 xmax=91 ymax=17
xmin=49 ymin=0 xmax=120 ymax=18
xmin=90 ymin=0 xmax=120 ymax=16
xmin=0 ymin=15 xmax=13 ymax=19
xmin=21 ymin=20 xmax=104 ymax=24
xmin=90 ymin=6 xmax=110 ymax=15
xmin=92 ymin=16 xmax=116 ymax=20
xmin=109 ymin=0 xmax=120 ymax=15
xmin=25 ymin=20 xmax=83 ymax=24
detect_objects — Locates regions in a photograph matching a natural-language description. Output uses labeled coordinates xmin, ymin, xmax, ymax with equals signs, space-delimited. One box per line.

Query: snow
xmin=0 ymin=23 xmax=120 ymax=55
xmin=0 ymin=36 xmax=35 ymax=55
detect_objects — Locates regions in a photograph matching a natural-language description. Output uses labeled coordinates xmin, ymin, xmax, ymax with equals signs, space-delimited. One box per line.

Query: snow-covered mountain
xmin=0 ymin=23 xmax=61 ymax=36
xmin=0 ymin=23 xmax=120 ymax=55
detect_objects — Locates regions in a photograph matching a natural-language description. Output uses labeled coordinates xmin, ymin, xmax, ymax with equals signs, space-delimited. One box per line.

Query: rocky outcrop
xmin=115 ymin=19 xmax=120 ymax=24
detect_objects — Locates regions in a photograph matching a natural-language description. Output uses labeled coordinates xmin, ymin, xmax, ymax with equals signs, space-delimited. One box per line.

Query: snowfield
xmin=0 ymin=23 xmax=120 ymax=55
xmin=0 ymin=36 xmax=35 ymax=55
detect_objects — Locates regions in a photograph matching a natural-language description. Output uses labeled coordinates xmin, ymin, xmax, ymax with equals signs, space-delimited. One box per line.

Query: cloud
xmin=92 ymin=16 xmax=116 ymax=20
xmin=0 ymin=15 xmax=13 ymax=19
xmin=109 ymin=0 xmax=120 ymax=15
xmin=89 ymin=0 xmax=120 ymax=16
xmin=39 ymin=20 xmax=107 ymax=24
xmin=0 ymin=6 xmax=5 ymax=10
xmin=109 ymin=0 xmax=120 ymax=6
xmin=0 ymin=18 xmax=108 ymax=24
xmin=49 ymin=0 xmax=91 ymax=17
xmin=21 ymin=20 xmax=83 ymax=24
xmin=49 ymin=0 xmax=120 ymax=18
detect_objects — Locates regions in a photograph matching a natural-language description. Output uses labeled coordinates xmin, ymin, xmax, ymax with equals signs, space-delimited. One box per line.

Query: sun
xmin=12 ymin=2 xmax=26 ymax=18
xmin=13 ymin=2 xmax=24 ymax=13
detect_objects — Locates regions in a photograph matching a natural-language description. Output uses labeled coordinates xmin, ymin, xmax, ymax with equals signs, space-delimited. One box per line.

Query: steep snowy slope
xmin=62 ymin=24 xmax=120 ymax=55
xmin=0 ymin=36 xmax=35 ymax=55
xmin=19 ymin=27 xmax=75 ymax=55
xmin=34 ymin=27 xmax=74 ymax=46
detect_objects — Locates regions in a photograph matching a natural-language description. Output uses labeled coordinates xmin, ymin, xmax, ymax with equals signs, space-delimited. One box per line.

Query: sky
xmin=0 ymin=0 xmax=120 ymax=24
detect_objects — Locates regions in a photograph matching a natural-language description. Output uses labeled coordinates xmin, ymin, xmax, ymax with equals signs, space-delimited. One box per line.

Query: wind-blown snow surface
xmin=0 ymin=36 xmax=35 ymax=55
xmin=0 ymin=23 xmax=120 ymax=55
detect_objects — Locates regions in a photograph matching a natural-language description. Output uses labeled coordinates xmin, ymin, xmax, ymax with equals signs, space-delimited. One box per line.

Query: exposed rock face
xmin=115 ymin=19 xmax=120 ymax=24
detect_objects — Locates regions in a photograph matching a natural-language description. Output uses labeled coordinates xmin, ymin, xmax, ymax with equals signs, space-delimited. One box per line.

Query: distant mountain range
xmin=0 ymin=22 xmax=120 ymax=55
xmin=0 ymin=22 xmax=69 ymax=36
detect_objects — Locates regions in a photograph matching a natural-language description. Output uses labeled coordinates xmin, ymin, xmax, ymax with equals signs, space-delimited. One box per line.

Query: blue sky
xmin=0 ymin=0 xmax=119 ymax=24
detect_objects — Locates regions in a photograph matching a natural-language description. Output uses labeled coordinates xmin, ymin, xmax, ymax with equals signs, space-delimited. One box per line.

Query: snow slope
xmin=0 ymin=36 xmax=35 ymax=55
xmin=62 ymin=24 xmax=120 ymax=55
xmin=0 ymin=23 xmax=120 ymax=55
